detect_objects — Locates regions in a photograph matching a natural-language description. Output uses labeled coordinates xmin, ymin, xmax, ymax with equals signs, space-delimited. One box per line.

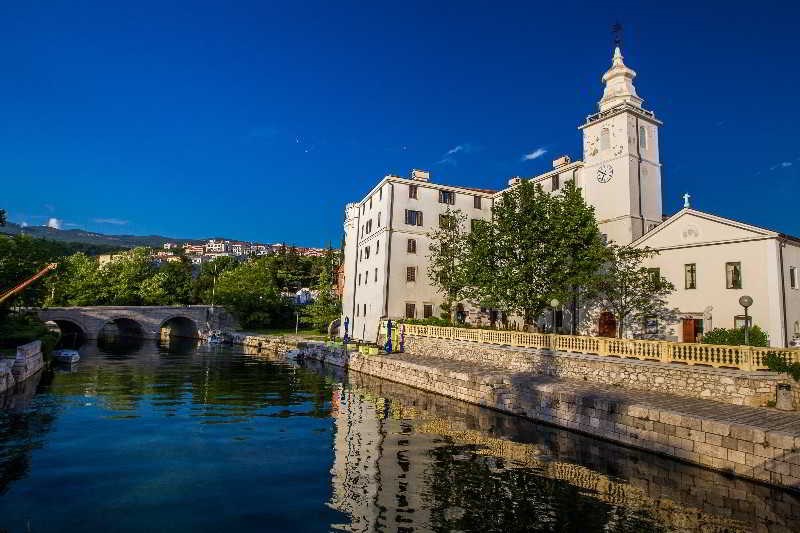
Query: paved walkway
xmin=382 ymin=352 xmax=800 ymax=437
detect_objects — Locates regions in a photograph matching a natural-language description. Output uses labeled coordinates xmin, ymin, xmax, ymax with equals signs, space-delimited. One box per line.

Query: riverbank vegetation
xmin=0 ymin=233 xmax=342 ymax=337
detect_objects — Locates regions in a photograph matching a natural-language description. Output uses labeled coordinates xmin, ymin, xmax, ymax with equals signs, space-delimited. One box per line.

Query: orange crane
xmin=0 ymin=263 xmax=58 ymax=305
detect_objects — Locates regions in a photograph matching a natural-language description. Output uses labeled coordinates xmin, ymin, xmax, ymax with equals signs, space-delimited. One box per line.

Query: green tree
xmin=702 ymin=325 xmax=769 ymax=347
xmin=192 ymin=255 xmax=239 ymax=304
xmin=304 ymin=248 xmax=341 ymax=332
xmin=590 ymin=245 xmax=676 ymax=338
xmin=491 ymin=180 xmax=562 ymax=326
xmin=214 ymin=257 xmax=292 ymax=329
xmin=45 ymin=252 xmax=103 ymax=306
xmin=99 ymin=248 xmax=157 ymax=305
xmin=0 ymin=208 xmax=6 ymax=226
xmin=427 ymin=208 xmax=469 ymax=323
xmin=550 ymin=180 xmax=610 ymax=333
xmin=140 ymin=260 xmax=192 ymax=305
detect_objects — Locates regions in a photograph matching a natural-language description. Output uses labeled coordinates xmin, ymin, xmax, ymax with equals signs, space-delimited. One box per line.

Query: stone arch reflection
xmin=97 ymin=318 xmax=145 ymax=354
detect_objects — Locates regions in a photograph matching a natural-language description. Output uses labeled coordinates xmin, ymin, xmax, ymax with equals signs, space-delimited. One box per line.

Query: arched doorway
xmin=598 ymin=312 xmax=617 ymax=338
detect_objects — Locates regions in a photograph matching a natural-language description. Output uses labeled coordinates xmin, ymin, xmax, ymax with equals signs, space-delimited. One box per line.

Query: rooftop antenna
xmin=612 ymin=22 xmax=623 ymax=48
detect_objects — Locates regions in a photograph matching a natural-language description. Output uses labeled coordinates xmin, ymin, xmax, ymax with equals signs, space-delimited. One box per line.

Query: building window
xmin=552 ymin=174 xmax=560 ymax=191
xmin=364 ymin=246 xmax=370 ymax=259
xmin=794 ymin=321 xmax=800 ymax=336
xmin=406 ymin=266 xmax=416 ymax=282
xmin=726 ymin=262 xmax=742 ymax=289
xmin=365 ymin=220 xmax=372 ymax=233
xmin=407 ymin=239 xmax=417 ymax=253
xmin=377 ymin=212 xmax=381 ymax=227
xmin=379 ymin=186 xmax=382 ymax=200
xmin=600 ymin=128 xmax=610 ymax=151
xmin=356 ymin=304 xmax=359 ymax=317
xmin=423 ymin=304 xmax=433 ymax=318
xmin=369 ymin=197 xmax=372 ymax=209
xmin=639 ymin=125 xmax=647 ymax=149
xmin=405 ymin=303 xmax=416 ymax=319
xmin=473 ymin=196 xmax=481 ymax=209
xmin=375 ymin=240 xmax=379 ymax=254
xmin=364 ymin=273 xmax=367 ymax=284
xmin=409 ymin=185 xmax=418 ymax=199
xmin=405 ymin=209 xmax=423 ymax=226
xmin=438 ymin=190 xmax=455 ymax=204
xmin=644 ymin=316 xmax=658 ymax=335
xmin=646 ymin=267 xmax=661 ymax=285
xmin=734 ymin=315 xmax=752 ymax=329
xmin=363 ymin=304 xmax=366 ymax=316
xmin=685 ymin=263 xmax=696 ymax=289
xmin=439 ymin=214 xmax=455 ymax=229
xmin=374 ymin=268 xmax=378 ymax=282
xmin=358 ymin=273 xmax=361 ymax=285
xmin=790 ymin=266 xmax=798 ymax=289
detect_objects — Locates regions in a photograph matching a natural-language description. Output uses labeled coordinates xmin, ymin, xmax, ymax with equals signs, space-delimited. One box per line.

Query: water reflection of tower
xmin=328 ymin=386 xmax=436 ymax=532
xmin=328 ymin=384 xmax=383 ymax=532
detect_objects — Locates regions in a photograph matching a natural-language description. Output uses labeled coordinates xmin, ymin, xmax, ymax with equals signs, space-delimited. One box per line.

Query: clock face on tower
xmin=597 ymin=164 xmax=613 ymax=183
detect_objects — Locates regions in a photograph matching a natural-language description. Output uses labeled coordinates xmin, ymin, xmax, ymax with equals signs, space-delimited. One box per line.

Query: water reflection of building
xmin=323 ymin=371 xmax=800 ymax=533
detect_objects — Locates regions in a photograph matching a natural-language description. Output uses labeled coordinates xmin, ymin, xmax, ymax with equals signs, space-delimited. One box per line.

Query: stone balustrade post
xmin=739 ymin=346 xmax=754 ymax=371
xmin=549 ymin=334 xmax=558 ymax=352
xmin=658 ymin=341 xmax=671 ymax=363
xmin=597 ymin=338 xmax=608 ymax=356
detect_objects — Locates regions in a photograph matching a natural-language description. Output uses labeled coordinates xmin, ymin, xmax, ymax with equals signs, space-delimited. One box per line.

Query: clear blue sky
xmin=2 ymin=1 xmax=798 ymax=245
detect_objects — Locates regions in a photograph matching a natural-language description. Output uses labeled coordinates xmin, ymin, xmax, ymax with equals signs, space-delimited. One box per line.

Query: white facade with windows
xmin=340 ymin=45 xmax=800 ymax=346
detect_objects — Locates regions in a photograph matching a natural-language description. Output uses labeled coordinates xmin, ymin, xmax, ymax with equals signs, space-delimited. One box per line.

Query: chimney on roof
xmin=552 ymin=155 xmax=572 ymax=169
xmin=508 ymin=176 xmax=523 ymax=186
xmin=411 ymin=169 xmax=430 ymax=182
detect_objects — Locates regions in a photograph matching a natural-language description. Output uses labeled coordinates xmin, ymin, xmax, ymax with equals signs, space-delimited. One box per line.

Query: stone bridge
xmin=36 ymin=306 xmax=237 ymax=340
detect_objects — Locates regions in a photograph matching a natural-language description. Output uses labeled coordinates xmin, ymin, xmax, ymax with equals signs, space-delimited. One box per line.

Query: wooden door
xmin=682 ymin=318 xmax=696 ymax=343
xmin=598 ymin=312 xmax=616 ymax=337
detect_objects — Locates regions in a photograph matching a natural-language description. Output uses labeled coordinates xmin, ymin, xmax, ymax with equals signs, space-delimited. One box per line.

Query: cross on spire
xmin=612 ymin=22 xmax=623 ymax=48
xmin=683 ymin=193 xmax=691 ymax=208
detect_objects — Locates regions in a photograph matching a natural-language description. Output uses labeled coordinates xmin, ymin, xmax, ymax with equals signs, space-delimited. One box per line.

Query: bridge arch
xmin=159 ymin=315 xmax=200 ymax=339
xmin=98 ymin=317 xmax=146 ymax=339
xmin=45 ymin=319 xmax=88 ymax=348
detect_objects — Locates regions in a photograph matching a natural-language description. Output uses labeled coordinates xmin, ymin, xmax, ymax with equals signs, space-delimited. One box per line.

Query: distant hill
xmin=0 ymin=222 xmax=207 ymax=249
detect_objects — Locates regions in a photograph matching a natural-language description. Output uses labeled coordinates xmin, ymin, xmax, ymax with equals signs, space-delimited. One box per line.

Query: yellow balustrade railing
xmin=386 ymin=322 xmax=800 ymax=371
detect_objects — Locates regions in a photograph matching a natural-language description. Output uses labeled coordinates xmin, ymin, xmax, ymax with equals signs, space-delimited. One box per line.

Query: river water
xmin=0 ymin=339 xmax=798 ymax=532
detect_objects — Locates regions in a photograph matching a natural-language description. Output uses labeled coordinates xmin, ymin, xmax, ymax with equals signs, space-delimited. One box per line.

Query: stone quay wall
xmin=297 ymin=343 xmax=800 ymax=493
xmin=391 ymin=335 xmax=788 ymax=408
xmin=1 ymin=340 xmax=45 ymax=395
xmin=229 ymin=333 xmax=299 ymax=355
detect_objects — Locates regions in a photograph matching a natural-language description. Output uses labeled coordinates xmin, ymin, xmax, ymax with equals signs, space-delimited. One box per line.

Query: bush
xmin=0 ymin=313 xmax=58 ymax=353
xmin=763 ymin=353 xmax=800 ymax=382
xmin=701 ymin=326 xmax=769 ymax=347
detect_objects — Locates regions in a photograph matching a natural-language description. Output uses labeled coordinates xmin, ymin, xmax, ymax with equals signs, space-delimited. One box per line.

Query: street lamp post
xmin=550 ymin=298 xmax=560 ymax=334
xmin=739 ymin=295 xmax=753 ymax=345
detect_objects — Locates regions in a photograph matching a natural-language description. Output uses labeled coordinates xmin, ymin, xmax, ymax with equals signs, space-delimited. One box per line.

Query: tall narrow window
xmin=364 ymin=246 xmax=370 ymax=259
xmin=363 ymin=304 xmax=366 ymax=315
xmin=790 ymin=266 xmax=798 ymax=289
xmin=685 ymin=263 xmax=697 ymax=289
xmin=639 ymin=125 xmax=647 ymax=149
xmin=405 ymin=303 xmax=416 ymax=319
xmin=600 ymin=128 xmax=610 ymax=150
xmin=379 ymin=186 xmax=383 ymax=200
xmin=438 ymin=190 xmax=455 ymax=204
xmin=726 ymin=262 xmax=742 ymax=289
xmin=407 ymin=239 xmax=417 ymax=253
xmin=409 ymin=185 xmax=418 ymax=199
xmin=552 ymin=174 xmax=560 ymax=191
xmin=404 ymin=209 xmax=423 ymax=226
xmin=406 ymin=266 xmax=416 ymax=282
xmin=423 ymin=304 xmax=433 ymax=318
xmin=369 ymin=197 xmax=372 ymax=209
xmin=473 ymin=195 xmax=481 ymax=209
xmin=374 ymin=268 xmax=378 ymax=282
xmin=377 ymin=212 xmax=381 ymax=227
xmin=375 ymin=240 xmax=379 ymax=254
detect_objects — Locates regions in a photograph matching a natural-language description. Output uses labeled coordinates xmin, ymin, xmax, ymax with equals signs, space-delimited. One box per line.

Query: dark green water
xmin=0 ymin=339 xmax=798 ymax=532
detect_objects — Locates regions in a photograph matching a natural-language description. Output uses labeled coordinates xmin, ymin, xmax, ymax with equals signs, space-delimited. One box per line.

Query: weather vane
xmin=612 ymin=22 xmax=623 ymax=48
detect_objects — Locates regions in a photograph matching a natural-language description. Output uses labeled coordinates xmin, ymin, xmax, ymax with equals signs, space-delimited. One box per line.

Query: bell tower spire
xmin=599 ymin=46 xmax=643 ymax=111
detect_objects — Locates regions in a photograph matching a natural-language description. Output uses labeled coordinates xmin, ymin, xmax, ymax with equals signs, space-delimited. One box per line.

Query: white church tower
xmin=579 ymin=46 xmax=663 ymax=245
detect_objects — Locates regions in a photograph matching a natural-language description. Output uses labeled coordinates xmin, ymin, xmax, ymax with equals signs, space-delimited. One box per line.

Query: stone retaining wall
xmin=297 ymin=343 xmax=800 ymax=493
xmin=0 ymin=359 xmax=14 ymax=394
xmin=393 ymin=335 xmax=789 ymax=408
xmin=229 ymin=333 xmax=299 ymax=355
xmin=1 ymin=340 xmax=45 ymax=395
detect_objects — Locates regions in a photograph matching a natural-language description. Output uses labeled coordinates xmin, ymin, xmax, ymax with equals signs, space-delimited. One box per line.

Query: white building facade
xmin=340 ymin=45 xmax=800 ymax=346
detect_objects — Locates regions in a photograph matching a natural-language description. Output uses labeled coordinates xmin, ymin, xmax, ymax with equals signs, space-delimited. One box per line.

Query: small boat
xmin=205 ymin=330 xmax=224 ymax=344
xmin=53 ymin=349 xmax=80 ymax=364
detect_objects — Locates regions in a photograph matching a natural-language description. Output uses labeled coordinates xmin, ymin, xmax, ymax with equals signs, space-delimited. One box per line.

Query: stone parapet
xmin=393 ymin=335 xmax=789 ymax=408
xmin=296 ymin=342 xmax=800 ymax=493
